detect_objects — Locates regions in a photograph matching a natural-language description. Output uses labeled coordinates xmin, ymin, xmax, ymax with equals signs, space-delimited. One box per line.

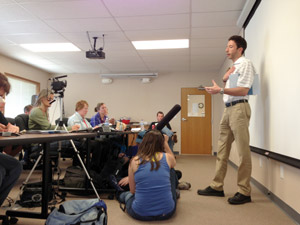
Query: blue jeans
xmin=0 ymin=153 xmax=22 ymax=206
xmin=119 ymin=168 xmax=177 ymax=221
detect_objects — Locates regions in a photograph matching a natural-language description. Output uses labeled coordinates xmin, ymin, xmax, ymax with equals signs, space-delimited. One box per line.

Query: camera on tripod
xmin=51 ymin=75 xmax=67 ymax=94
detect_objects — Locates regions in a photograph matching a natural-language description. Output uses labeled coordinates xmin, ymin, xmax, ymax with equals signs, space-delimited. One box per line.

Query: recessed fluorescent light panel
xmin=132 ymin=39 xmax=189 ymax=50
xmin=20 ymin=43 xmax=81 ymax=52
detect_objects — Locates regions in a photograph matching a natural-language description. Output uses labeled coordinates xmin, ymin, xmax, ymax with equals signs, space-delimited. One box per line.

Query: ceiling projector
xmin=86 ymin=50 xmax=105 ymax=59
xmin=86 ymin=33 xmax=105 ymax=59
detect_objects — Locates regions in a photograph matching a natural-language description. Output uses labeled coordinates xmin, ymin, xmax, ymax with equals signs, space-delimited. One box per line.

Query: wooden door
xmin=181 ymin=88 xmax=212 ymax=154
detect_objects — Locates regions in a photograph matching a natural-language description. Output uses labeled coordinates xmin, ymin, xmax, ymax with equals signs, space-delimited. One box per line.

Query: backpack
xmin=63 ymin=166 xmax=86 ymax=188
xmin=46 ymin=198 xmax=107 ymax=225
xmin=16 ymin=181 xmax=54 ymax=208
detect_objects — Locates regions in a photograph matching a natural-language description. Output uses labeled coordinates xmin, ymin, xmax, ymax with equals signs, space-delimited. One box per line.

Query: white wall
xmin=61 ymin=71 xmax=222 ymax=153
xmin=0 ymin=54 xmax=50 ymax=89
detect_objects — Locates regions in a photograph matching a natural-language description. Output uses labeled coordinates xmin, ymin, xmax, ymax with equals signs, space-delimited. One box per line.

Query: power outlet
xmin=280 ymin=165 xmax=284 ymax=179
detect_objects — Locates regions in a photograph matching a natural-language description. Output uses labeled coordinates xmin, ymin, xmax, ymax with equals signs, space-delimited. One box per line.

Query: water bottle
xmin=140 ymin=119 xmax=145 ymax=131
xmin=119 ymin=120 xmax=123 ymax=131
xmin=104 ymin=117 xmax=109 ymax=126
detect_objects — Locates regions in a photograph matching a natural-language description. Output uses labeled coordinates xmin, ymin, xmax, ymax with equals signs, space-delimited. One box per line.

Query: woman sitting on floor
xmin=118 ymin=129 xmax=177 ymax=221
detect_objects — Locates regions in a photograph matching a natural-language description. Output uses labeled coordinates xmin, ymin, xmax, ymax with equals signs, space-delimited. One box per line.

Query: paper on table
xmin=131 ymin=127 xmax=141 ymax=132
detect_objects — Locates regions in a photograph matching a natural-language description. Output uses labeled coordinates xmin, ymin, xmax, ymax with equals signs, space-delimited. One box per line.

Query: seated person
xmin=29 ymin=89 xmax=79 ymax=131
xmin=0 ymin=73 xmax=22 ymax=207
xmin=90 ymin=102 xmax=115 ymax=127
xmin=117 ymin=130 xmax=177 ymax=221
xmin=28 ymin=89 xmax=80 ymax=164
xmin=149 ymin=111 xmax=175 ymax=151
xmin=68 ymin=100 xmax=92 ymax=130
xmin=149 ymin=111 xmax=172 ymax=130
xmin=24 ymin=104 xmax=33 ymax=115
xmin=0 ymin=96 xmax=4 ymax=114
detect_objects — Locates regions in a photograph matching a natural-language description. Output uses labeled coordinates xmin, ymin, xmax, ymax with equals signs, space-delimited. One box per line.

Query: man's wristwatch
xmin=220 ymin=88 xmax=224 ymax=95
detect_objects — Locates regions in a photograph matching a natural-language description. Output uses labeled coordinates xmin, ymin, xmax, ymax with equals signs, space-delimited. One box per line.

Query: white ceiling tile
xmin=0 ymin=4 xmax=36 ymax=22
xmin=37 ymin=51 xmax=84 ymax=60
xmin=191 ymin=47 xmax=225 ymax=56
xmin=191 ymin=26 xmax=241 ymax=38
xmin=44 ymin=18 xmax=120 ymax=32
xmin=116 ymin=14 xmax=189 ymax=31
xmin=0 ymin=0 xmax=14 ymax=4
xmin=61 ymin=31 xmax=128 ymax=44
xmin=21 ymin=0 xmax=111 ymax=19
xmin=15 ymin=0 xmax=78 ymax=2
xmin=0 ymin=20 xmax=55 ymax=35
xmin=192 ymin=11 xmax=241 ymax=27
xmin=0 ymin=37 xmax=15 ymax=45
xmin=103 ymin=0 xmax=189 ymax=17
xmin=191 ymin=38 xmax=227 ymax=48
xmin=191 ymin=56 xmax=225 ymax=68
xmin=192 ymin=0 xmax=247 ymax=12
xmin=3 ymin=33 xmax=68 ymax=44
xmin=73 ymin=41 xmax=136 ymax=54
xmin=137 ymin=49 xmax=190 ymax=57
xmin=125 ymin=29 xmax=190 ymax=41
xmin=0 ymin=0 xmax=247 ymax=74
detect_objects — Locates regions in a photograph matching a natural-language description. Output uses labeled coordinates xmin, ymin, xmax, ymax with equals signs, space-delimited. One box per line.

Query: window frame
xmin=4 ymin=72 xmax=40 ymax=116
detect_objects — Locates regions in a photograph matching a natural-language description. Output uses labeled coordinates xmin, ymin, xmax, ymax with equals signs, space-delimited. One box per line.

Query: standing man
xmin=197 ymin=35 xmax=255 ymax=205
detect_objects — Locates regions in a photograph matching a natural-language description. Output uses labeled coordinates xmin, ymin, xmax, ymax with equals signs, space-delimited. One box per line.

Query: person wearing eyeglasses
xmin=28 ymin=89 xmax=79 ymax=131
xmin=68 ymin=100 xmax=92 ymax=130
xmin=0 ymin=73 xmax=22 ymax=208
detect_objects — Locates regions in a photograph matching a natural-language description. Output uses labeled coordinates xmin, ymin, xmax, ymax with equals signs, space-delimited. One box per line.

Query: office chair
xmin=5 ymin=117 xmax=16 ymax=125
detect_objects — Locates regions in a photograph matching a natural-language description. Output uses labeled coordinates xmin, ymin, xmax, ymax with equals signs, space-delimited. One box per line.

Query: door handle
xmin=182 ymin=118 xmax=187 ymax=121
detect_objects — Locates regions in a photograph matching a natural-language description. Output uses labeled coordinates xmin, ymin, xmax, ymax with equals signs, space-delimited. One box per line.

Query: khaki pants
xmin=210 ymin=102 xmax=252 ymax=196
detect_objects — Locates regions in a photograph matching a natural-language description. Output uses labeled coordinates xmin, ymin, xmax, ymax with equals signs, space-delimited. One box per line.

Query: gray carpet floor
xmin=0 ymin=155 xmax=296 ymax=225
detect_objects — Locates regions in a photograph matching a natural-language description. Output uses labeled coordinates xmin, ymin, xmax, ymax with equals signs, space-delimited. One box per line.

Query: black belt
xmin=225 ymin=99 xmax=248 ymax=107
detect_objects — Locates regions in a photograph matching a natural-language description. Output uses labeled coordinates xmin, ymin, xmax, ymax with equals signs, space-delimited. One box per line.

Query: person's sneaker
xmin=178 ymin=181 xmax=191 ymax=190
xmin=108 ymin=175 xmax=124 ymax=192
xmin=228 ymin=192 xmax=251 ymax=205
xmin=197 ymin=186 xmax=225 ymax=197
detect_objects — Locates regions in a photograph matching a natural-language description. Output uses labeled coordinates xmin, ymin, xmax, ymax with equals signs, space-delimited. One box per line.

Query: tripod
xmin=17 ymin=92 xmax=100 ymax=206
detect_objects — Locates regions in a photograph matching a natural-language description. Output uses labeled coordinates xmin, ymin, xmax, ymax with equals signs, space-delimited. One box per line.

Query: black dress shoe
xmin=197 ymin=186 xmax=225 ymax=197
xmin=228 ymin=192 xmax=251 ymax=204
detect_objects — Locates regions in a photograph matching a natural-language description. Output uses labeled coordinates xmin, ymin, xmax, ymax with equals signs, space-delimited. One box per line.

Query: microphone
xmin=156 ymin=104 xmax=181 ymax=131
xmin=53 ymin=75 xmax=68 ymax=80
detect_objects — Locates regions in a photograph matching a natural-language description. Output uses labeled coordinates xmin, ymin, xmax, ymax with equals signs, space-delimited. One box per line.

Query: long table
xmin=0 ymin=132 xmax=97 ymax=219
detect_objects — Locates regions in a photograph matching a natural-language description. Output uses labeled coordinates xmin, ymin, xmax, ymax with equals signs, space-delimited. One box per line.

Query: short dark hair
xmin=157 ymin=111 xmax=164 ymax=117
xmin=228 ymin=35 xmax=247 ymax=54
xmin=24 ymin=105 xmax=33 ymax=113
xmin=0 ymin=73 xmax=11 ymax=95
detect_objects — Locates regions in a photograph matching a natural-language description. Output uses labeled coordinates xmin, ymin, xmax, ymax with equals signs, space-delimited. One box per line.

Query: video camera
xmin=50 ymin=75 xmax=67 ymax=94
